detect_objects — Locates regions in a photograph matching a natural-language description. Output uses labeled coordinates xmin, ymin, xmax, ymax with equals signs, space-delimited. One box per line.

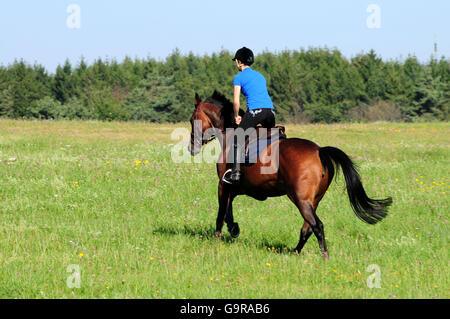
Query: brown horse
xmin=188 ymin=91 xmax=392 ymax=260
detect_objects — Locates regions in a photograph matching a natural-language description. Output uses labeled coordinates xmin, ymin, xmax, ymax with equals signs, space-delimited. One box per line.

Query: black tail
xmin=319 ymin=146 xmax=392 ymax=224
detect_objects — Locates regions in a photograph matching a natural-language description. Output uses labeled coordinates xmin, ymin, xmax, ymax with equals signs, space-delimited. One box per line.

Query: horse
xmin=188 ymin=91 xmax=392 ymax=260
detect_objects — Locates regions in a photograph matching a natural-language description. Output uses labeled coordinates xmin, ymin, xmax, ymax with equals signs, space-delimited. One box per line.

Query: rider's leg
xmin=223 ymin=109 xmax=272 ymax=184
xmin=223 ymin=112 xmax=253 ymax=184
xmin=230 ymin=133 xmax=242 ymax=182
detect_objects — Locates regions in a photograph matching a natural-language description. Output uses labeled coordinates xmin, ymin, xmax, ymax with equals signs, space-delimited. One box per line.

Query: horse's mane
xmin=203 ymin=90 xmax=245 ymax=128
xmin=204 ymin=90 xmax=234 ymax=112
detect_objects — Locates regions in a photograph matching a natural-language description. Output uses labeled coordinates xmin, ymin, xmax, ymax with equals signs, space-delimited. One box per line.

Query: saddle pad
xmin=244 ymin=135 xmax=279 ymax=164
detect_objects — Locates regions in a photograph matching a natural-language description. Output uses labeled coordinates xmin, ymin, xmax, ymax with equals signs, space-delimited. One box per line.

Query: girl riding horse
xmin=189 ymin=91 xmax=392 ymax=260
xmin=222 ymin=47 xmax=276 ymax=184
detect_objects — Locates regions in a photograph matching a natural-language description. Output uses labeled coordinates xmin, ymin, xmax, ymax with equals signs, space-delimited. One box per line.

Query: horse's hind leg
xmin=294 ymin=222 xmax=312 ymax=254
xmin=290 ymin=195 xmax=329 ymax=260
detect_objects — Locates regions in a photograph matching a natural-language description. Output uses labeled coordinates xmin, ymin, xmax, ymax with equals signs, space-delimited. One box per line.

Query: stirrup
xmin=222 ymin=169 xmax=233 ymax=184
xmin=222 ymin=169 xmax=241 ymax=184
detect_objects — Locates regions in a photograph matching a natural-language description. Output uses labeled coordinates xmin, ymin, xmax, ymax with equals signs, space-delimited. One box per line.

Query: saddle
xmin=244 ymin=125 xmax=287 ymax=164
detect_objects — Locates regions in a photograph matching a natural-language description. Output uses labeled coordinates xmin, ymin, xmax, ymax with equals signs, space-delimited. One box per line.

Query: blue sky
xmin=0 ymin=0 xmax=448 ymax=73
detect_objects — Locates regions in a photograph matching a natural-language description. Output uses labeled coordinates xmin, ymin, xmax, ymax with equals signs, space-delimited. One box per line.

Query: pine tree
xmin=412 ymin=67 xmax=449 ymax=120
xmin=123 ymin=73 xmax=177 ymax=122
xmin=0 ymin=87 xmax=15 ymax=117
xmin=52 ymin=59 xmax=74 ymax=104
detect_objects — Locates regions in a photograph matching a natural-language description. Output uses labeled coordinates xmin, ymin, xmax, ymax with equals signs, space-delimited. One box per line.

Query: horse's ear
xmin=194 ymin=93 xmax=201 ymax=107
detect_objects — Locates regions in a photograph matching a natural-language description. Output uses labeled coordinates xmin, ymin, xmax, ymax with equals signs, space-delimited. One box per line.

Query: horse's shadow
xmin=152 ymin=224 xmax=296 ymax=255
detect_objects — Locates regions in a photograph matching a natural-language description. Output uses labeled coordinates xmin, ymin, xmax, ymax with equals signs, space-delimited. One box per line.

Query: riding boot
xmin=222 ymin=135 xmax=242 ymax=184
xmin=230 ymin=136 xmax=242 ymax=182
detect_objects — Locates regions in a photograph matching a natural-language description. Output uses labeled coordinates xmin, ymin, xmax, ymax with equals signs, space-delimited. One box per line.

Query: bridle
xmin=191 ymin=108 xmax=218 ymax=146
xmin=191 ymin=101 xmax=236 ymax=150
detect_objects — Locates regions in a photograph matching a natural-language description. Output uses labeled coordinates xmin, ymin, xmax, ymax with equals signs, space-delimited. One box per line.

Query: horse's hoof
xmin=214 ymin=231 xmax=222 ymax=238
xmin=229 ymin=223 xmax=240 ymax=238
xmin=322 ymin=251 xmax=330 ymax=261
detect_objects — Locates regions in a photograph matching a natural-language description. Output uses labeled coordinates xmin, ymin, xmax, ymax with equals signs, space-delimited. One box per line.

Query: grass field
xmin=0 ymin=120 xmax=448 ymax=299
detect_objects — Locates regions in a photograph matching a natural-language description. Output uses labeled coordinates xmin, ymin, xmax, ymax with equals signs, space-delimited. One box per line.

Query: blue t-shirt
xmin=233 ymin=68 xmax=274 ymax=110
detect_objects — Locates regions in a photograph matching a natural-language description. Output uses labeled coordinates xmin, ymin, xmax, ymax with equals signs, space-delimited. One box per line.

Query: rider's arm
xmin=233 ymin=85 xmax=241 ymax=123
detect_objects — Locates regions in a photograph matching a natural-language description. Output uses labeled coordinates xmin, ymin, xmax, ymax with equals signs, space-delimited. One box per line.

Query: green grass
xmin=0 ymin=120 xmax=448 ymax=299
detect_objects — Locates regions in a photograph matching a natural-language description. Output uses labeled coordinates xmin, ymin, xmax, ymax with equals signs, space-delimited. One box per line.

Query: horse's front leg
xmin=215 ymin=181 xmax=229 ymax=238
xmin=215 ymin=140 xmax=239 ymax=238
xmin=224 ymin=193 xmax=239 ymax=238
xmin=215 ymin=182 xmax=239 ymax=238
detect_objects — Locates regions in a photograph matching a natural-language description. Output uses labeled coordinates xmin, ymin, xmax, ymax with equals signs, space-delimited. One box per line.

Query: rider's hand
xmin=235 ymin=115 xmax=242 ymax=125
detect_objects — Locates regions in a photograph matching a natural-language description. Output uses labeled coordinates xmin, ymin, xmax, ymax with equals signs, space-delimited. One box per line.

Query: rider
xmin=222 ymin=47 xmax=276 ymax=184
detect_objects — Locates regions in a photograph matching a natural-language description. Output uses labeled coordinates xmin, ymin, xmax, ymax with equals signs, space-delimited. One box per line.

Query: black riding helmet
xmin=232 ymin=47 xmax=254 ymax=66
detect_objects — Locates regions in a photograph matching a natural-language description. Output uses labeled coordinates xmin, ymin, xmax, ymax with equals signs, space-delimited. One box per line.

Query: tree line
xmin=0 ymin=48 xmax=448 ymax=123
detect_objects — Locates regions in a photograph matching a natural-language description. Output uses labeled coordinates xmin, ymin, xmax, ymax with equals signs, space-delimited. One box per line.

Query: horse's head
xmin=188 ymin=93 xmax=218 ymax=156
